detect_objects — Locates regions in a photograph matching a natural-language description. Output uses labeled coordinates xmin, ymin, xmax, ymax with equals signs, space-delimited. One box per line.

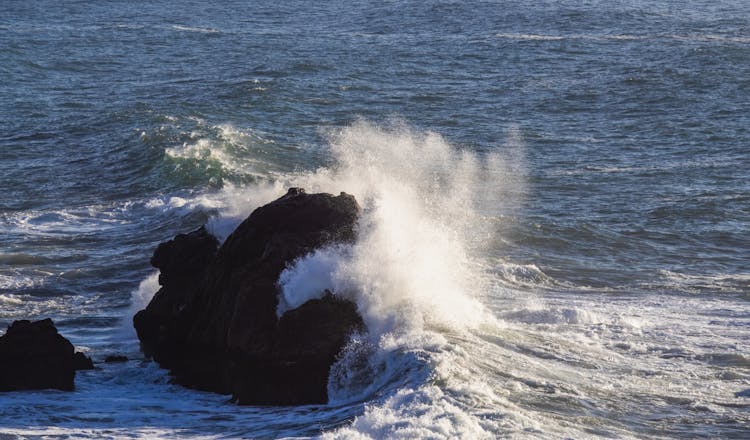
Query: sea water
xmin=1 ymin=1 xmax=749 ymax=438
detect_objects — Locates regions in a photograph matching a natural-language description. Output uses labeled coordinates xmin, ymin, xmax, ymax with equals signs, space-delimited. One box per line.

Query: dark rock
xmin=73 ymin=352 xmax=95 ymax=370
xmin=134 ymin=188 xmax=365 ymax=405
xmin=104 ymin=355 xmax=128 ymax=363
xmin=0 ymin=319 xmax=85 ymax=391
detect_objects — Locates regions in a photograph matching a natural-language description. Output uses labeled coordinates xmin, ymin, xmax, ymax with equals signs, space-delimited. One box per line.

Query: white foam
xmin=163 ymin=123 xmax=282 ymax=183
xmin=0 ymin=293 xmax=24 ymax=305
xmin=657 ymin=270 xmax=750 ymax=293
xmin=277 ymin=246 xmax=342 ymax=317
xmin=323 ymin=385 xmax=494 ymax=440
xmin=118 ymin=272 xmax=160 ymax=340
xmin=204 ymin=182 xmax=287 ymax=242
xmin=3 ymin=207 xmax=124 ymax=236
xmin=276 ymin=121 xmax=526 ymax=339
xmin=501 ymin=306 xmax=603 ymax=326
xmin=0 ymin=273 xmax=45 ymax=290
xmin=171 ymin=25 xmax=219 ymax=34
xmin=495 ymin=262 xmax=556 ymax=289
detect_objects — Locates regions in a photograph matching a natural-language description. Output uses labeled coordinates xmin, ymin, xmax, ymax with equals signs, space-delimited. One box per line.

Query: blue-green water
xmin=1 ymin=1 xmax=748 ymax=438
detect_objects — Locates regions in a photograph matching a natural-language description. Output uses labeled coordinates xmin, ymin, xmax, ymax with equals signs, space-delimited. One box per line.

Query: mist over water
xmin=2 ymin=0 xmax=749 ymax=438
xmin=278 ymin=121 xmax=522 ymax=334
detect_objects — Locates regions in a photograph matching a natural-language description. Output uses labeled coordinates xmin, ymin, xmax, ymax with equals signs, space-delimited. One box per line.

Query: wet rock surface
xmin=134 ymin=188 xmax=364 ymax=405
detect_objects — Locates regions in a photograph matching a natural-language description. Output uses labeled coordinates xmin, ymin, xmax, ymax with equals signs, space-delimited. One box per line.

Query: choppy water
xmin=1 ymin=1 xmax=749 ymax=438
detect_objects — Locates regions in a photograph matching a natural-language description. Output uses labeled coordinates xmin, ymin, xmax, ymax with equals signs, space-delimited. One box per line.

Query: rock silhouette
xmin=134 ymin=188 xmax=364 ymax=405
xmin=0 ymin=318 xmax=93 ymax=391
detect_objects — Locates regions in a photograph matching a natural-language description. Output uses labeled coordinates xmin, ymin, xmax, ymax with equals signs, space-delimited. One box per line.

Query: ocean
xmin=1 ymin=0 xmax=749 ymax=438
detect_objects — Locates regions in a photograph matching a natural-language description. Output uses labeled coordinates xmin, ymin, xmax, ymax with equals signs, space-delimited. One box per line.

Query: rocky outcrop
xmin=0 ymin=318 xmax=93 ymax=391
xmin=73 ymin=352 xmax=95 ymax=370
xmin=134 ymin=188 xmax=364 ymax=405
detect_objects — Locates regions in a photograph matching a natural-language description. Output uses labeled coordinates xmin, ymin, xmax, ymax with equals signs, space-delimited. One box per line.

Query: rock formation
xmin=134 ymin=188 xmax=364 ymax=405
xmin=73 ymin=351 xmax=95 ymax=370
xmin=0 ymin=318 xmax=93 ymax=391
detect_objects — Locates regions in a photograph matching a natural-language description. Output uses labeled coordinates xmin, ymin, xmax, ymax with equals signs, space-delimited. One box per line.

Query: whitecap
xmin=171 ymin=25 xmax=220 ymax=34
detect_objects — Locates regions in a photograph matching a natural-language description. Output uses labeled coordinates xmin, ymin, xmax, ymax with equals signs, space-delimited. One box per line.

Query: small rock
xmin=104 ymin=355 xmax=128 ymax=363
xmin=0 ymin=319 xmax=77 ymax=391
xmin=73 ymin=352 xmax=95 ymax=370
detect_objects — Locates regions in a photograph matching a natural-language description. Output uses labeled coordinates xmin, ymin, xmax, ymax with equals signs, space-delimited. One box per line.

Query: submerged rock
xmin=73 ymin=351 xmax=95 ymax=370
xmin=134 ymin=188 xmax=364 ymax=405
xmin=0 ymin=318 xmax=91 ymax=391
